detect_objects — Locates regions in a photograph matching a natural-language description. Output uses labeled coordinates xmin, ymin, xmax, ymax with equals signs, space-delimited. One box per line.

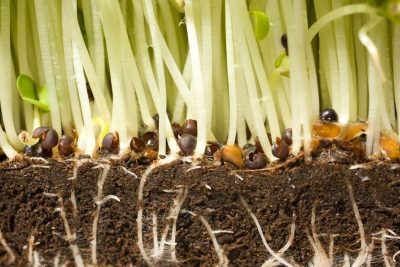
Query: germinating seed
xmin=102 ymin=133 xmax=119 ymax=153
xmin=272 ymin=138 xmax=289 ymax=161
xmin=178 ymin=134 xmax=197 ymax=154
xmin=58 ymin=135 xmax=75 ymax=156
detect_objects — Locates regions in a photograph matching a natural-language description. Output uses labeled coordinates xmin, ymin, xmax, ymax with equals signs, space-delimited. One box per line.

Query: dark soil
xmin=1 ymin=147 xmax=400 ymax=266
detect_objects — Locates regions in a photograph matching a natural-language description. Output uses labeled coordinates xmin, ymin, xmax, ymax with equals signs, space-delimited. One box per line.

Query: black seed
xmin=102 ymin=132 xmax=119 ymax=153
xmin=141 ymin=131 xmax=158 ymax=149
xmin=282 ymin=128 xmax=293 ymax=146
xmin=32 ymin=127 xmax=49 ymax=139
xmin=272 ymin=138 xmax=289 ymax=160
xmin=205 ymin=141 xmax=221 ymax=157
xmin=58 ymin=135 xmax=75 ymax=156
xmin=320 ymin=108 xmax=338 ymax=123
xmin=41 ymin=128 xmax=59 ymax=150
xmin=130 ymin=137 xmax=145 ymax=153
xmin=281 ymin=33 xmax=289 ymax=55
xmin=178 ymin=134 xmax=197 ymax=154
xmin=246 ymin=152 xmax=267 ymax=169
xmin=181 ymin=119 xmax=197 ymax=137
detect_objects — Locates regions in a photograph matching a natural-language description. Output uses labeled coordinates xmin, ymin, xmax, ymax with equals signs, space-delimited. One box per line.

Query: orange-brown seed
xmin=221 ymin=145 xmax=245 ymax=168
xmin=312 ymin=122 xmax=341 ymax=139
xmin=143 ymin=148 xmax=158 ymax=162
xmin=380 ymin=135 xmax=400 ymax=160
xmin=341 ymin=122 xmax=367 ymax=142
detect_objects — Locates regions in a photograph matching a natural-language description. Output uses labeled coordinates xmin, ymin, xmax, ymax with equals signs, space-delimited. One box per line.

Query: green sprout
xmin=249 ymin=11 xmax=271 ymax=40
xmin=0 ymin=0 xmax=398 ymax=164
xmin=16 ymin=74 xmax=50 ymax=113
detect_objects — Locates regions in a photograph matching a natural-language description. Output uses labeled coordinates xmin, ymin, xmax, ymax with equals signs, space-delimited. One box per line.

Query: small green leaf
xmin=16 ymin=74 xmax=50 ymax=112
xmin=249 ymin=11 xmax=270 ymax=41
xmin=274 ymin=53 xmax=287 ymax=68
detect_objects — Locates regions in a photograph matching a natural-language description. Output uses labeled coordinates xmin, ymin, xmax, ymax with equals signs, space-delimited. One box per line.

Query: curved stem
xmin=308 ymin=4 xmax=377 ymax=42
xmin=358 ymin=15 xmax=386 ymax=84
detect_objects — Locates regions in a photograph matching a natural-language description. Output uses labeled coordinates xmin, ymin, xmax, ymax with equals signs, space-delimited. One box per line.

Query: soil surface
xmin=1 ymin=146 xmax=400 ymax=266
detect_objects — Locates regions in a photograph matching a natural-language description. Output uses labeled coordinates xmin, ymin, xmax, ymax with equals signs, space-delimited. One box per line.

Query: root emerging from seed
xmin=136 ymin=155 xmax=180 ymax=266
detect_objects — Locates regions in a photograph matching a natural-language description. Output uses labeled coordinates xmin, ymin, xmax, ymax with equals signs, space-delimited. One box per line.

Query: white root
xmin=168 ymin=186 xmax=188 ymax=263
xmin=199 ymin=215 xmax=229 ymax=267
xmin=346 ymin=182 xmax=368 ymax=267
xmin=68 ymin=158 xmax=92 ymax=180
xmin=262 ymin=216 xmax=296 ymax=267
xmin=91 ymin=164 xmax=120 ymax=265
xmin=120 ymin=166 xmax=138 ymax=178
xmin=380 ymin=231 xmax=395 ymax=267
xmin=240 ymin=196 xmax=294 ymax=267
xmin=33 ymin=250 xmax=40 ymax=267
xmin=0 ymin=230 xmax=15 ymax=264
xmin=136 ymin=156 xmax=179 ymax=266
xmin=365 ymin=240 xmax=375 ymax=267
xmin=393 ymin=250 xmax=400 ymax=263
xmin=27 ymin=235 xmax=34 ymax=264
xmin=154 ymin=185 xmax=188 ymax=261
xmin=152 ymin=213 xmax=159 ymax=258
xmin=55 ymin=196 xmax=84 ymax=267
xmin=70 ymin=191 xmax=78 ymax=219
xmin=53 ymin=252 xmax=60 ymax=267
xmin=307 ymin=205 xmax=332 ymax=267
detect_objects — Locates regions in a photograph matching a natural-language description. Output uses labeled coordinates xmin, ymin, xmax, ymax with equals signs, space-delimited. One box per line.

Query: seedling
xmin=0 ymin=0 xmax=399 ymax=165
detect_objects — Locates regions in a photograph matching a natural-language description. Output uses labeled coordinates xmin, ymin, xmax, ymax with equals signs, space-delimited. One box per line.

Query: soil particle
xmin=0 ymin=150 xmax=400 ymax=266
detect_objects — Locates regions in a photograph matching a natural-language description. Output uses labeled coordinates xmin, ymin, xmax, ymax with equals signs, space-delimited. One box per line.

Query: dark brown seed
xmin=34 ymin=145 xmax=52 ymax=158
xmin=58 ymin=135 xmax=75 ymax=156
xmin=23 ymin=145 xmax=35 ymax=156
xmin=205 ymin=141 xmax=221 ymax=157
xmin=32 ymin=127 xmax=49 ymax=138
xmin=320 ymin=108 xmax=338 ymax=123
xmin=281 ymin=33 xmax=288 ymax=55
xmin=282 ymin=128 xmax=293 ymax=145
xmin=130 ymin=137 xmax=145 ymax=153
xmin=171 ymin=122 xmax=182 ymax=139
xmin=102 ymin=132 xmax=119 ymax=153
xmin=181 ymin=119 xmax=197 ymax=137
xmin=178 ymin=134 xmax=197 ymax=154
xmin=246 ymin=151 xmax=267 ymax=169
xmin=41 ymin=128 xmax=59 ymax=150
xmin=86 ymin=82 xmax=94 ymax=102
xmin=272 ymin=138 xmax=289 ymax=161
xmin=141 ymin=131 xmax=158 ymax=149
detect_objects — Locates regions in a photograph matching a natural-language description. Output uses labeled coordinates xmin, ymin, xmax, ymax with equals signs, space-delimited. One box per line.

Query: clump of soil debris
xmin=0 ymin=144 xmax=400 ymax=266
